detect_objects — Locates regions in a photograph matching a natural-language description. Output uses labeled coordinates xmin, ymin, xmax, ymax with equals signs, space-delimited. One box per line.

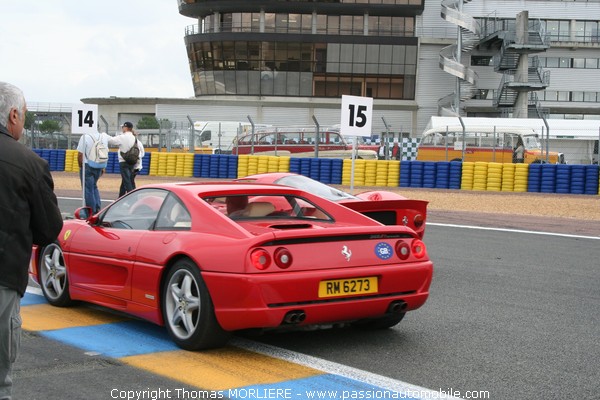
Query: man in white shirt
xmin=108 ymin=122 xmax=137 ymax=197
xmin=76 ymin=131 xmax=109 ymax=213
xmin=131 ymin=132 xmax=145 ymax=190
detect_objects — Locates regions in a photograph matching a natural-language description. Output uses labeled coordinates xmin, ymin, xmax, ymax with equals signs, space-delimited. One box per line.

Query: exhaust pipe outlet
xmin=283 ymin=310 xmax=306 ymax=325
xmin=388 ymin=301 xmax=407 ymax=314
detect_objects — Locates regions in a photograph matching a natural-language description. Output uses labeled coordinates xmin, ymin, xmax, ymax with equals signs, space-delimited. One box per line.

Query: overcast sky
xmin=1 ymin=1 xmax=194 ymax=105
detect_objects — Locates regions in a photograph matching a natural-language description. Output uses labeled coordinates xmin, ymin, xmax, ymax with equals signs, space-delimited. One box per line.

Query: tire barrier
xmin=501 ymin=163 xmax=515 ymax=192
xmin=473 ymin=162 xmax=488 ymax=191
xmin=34 ymin=149 xmax=66 ymax=171
xmin=410 ymin=161 xmax=424 ymax=188
xmin=422 ymin=162 xmax=437 ymax=189
xmin=387 ymin=160 xmax=400 ymax=188
xmin=514 ymin=164 xmax=529 ymax=192
xmin=527 ymin=163 xmax=542 ymax=193
xmin=486 ymin=163 xmax=502 ymax=192
xmin=541 ymin=164 xmax=557 ymax=194
xmin=35 ymin=149 xmax=600 ymax=195
xmin=435 ymin=162 xmax=450 ymax=189
xmin=584 ymin=165 xmax=599 ymax=195
xmin=399 ymin=160 xmax=411 ymax=188
xmin=449 ymin=161 xmax=462 ymax=190
xmin=555 ymin=164 xmax=571 ymax=194
xmin=461 ymin=162 xmax=475 ymax=191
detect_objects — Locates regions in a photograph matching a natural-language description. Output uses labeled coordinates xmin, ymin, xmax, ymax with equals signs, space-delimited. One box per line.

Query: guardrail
xmin=37 ymin=150 xmax=600 ymax=195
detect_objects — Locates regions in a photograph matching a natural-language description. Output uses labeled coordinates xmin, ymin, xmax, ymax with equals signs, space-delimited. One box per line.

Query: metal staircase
xmin=438 ymin=3 xmax=551 ymax=118
xmin=492 ymin=19 xmax=551 ymax=111
xmin=438 ymin=0 xmax=481 ymax=116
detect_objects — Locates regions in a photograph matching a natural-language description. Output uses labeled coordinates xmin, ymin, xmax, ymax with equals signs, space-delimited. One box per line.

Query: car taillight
xmin=395 ymin=241 xmax=411 ymax=260
xmin=274 ymin=247 xmax=293 ymax=269
xmin=251 ymin=249 xmax=271 ymax=270
xmin=414 ymin=214 xmax=424 ymax=229
xmin=411 ymin=239 xmax=426 ymax=259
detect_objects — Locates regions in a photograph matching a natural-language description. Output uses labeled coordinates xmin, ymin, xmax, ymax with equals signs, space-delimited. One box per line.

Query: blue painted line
xmin=222 ymin=374 xmax=421 ymax=400
xmin=21 ymin=292 xmax=47 ymax=306
xmin=40 ymin=320 xmax=178 ymax=357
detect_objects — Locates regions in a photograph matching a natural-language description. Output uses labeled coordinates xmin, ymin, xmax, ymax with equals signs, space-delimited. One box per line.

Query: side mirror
xmin=73 ymin=206 xmax=98 ymax=224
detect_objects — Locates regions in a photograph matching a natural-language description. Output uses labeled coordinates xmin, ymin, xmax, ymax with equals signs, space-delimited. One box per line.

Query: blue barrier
xmin=528 ymin=163 xmax=542 ymax=193
xmin=289 ymin=158 xmax=301 ymax=174
xmin=32 ymin=149 xmax=600 ymax=195
xmin=449 ymin=161 xmax=462 ymax=189
xmin=570 ymin=165 xmax=586 ymax=194
xmin=399 ymin=160 xmax=411 ymax=187
xmin=409 ymin=161 xmax=424 ymax=188
xmin=434 ymin=162 xmax=450 ymax=189
xmin=540 ymin=164 xmax=556 ymax=193
xmin=555 ymin=164 xmax=570 ymax=194
xmin=331 ymin=159 xmax=343 ymax=185
xmin=318 ymin=159 xmax=332 ymax=184
xmin=226 ymin=155 xmax=238 ymax=179
xmin=309 ymin=159 xmax=320 ymax=181
xmin=584 ymin=165 xmax=599 ymax=195
xmin=422 ymin=162 xmax=437 ymax=188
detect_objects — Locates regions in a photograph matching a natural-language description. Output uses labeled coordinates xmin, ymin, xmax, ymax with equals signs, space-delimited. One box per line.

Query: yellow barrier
xmin=387 ymin=161 xmax=400 ymax=187
xmin=501 ymin=163 xmax=515 ymax=192
xmin=486 ymin=162 xmax=503 ymax=192
xmin=65 ymin=149 xmax=79 ymax=173
xmin=514 ymin=163 xmax=529 ymax=192
xmin=461 ymin=162 xmax=475 ymax=190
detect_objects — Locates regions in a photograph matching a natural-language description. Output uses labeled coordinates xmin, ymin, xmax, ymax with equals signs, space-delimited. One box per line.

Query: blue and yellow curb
xmin=21 ymin=291 xmax=458 ymax=399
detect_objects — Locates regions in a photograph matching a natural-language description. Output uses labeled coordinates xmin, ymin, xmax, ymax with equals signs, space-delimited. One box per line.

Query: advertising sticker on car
xmin=318 ymin=277 xmax=378 ymax=298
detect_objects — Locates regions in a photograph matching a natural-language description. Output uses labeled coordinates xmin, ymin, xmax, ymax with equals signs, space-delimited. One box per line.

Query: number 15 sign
xmin=71 ymin=104 xmax=98 ymax=134
xmin=340 ymin=95 xmax=373 ymax=137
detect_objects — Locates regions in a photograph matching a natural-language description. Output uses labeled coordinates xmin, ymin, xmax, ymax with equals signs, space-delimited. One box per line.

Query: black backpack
xmin=120 ymin=140 xmax=140 ymax=165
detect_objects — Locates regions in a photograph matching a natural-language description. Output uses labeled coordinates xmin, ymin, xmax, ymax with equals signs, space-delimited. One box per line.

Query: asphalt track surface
xmin=13 ymin=189 xmax=600 ymax=400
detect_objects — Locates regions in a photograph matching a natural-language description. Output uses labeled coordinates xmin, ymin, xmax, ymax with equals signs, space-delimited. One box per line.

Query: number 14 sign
xmin=340 ymin=95 xmax=373 ymax=137
xmin=71 ymin=104 xmax=98 ymax=134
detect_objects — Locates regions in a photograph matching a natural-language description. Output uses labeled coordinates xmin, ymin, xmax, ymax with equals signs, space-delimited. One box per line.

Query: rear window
xmin=203 ymin=194 xmax=332 ymax=221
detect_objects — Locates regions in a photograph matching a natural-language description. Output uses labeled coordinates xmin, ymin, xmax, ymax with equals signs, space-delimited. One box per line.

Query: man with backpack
xmin=108 ymin=121 xmax=138 ymax=197
xmin=77 ymin=130 xmax=110 ymax=213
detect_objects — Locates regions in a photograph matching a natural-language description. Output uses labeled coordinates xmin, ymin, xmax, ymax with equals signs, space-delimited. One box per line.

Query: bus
xmin=417 ymin=125 xmax=564 ymax=164
xmin=232 ymin=126 xmax=378 ymax=159
xmin=134 ymin=129 xmax=213 ymax=154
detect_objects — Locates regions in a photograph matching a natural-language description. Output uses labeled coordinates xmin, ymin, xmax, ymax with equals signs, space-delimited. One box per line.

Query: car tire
xmin=352 ymin=312 xmax=405 ymax=330
xmin=39 ymin=242 xmax=73 ymax=307
xmin=162 ymin=259 xmax=230 ymax=350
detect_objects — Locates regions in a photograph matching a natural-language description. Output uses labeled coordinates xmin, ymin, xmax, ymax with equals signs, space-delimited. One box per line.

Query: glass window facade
xmin=189 ymin=41 xmax=417 ymax=98
xmin=186 ymin=6 xmax=418 ymax=99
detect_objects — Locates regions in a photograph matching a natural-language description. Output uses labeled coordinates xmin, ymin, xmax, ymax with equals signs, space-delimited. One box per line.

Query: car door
xmin=67 ymin=189 xmax=168 ymax=301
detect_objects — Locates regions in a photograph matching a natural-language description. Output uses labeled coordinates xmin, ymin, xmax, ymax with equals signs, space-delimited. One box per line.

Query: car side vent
xmin=269 ymin=224 xmax=313 ymax=230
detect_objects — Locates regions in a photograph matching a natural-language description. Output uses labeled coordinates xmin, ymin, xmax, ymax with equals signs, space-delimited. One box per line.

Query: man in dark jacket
xmin=0 ymin=82 xmax=63 ymax=400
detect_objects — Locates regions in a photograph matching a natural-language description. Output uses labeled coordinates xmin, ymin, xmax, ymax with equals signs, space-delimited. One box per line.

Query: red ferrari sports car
xmin=236 ymin=173 xmax=428 ymax=238
xmin=30 ymin=182 xmax=433 ymax=350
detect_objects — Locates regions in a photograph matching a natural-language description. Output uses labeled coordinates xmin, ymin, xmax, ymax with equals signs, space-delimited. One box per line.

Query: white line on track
xmin=428 ymin=222 xmax=600 ymax=240
xmin=231 ymin=338 xmax=463 ymax=400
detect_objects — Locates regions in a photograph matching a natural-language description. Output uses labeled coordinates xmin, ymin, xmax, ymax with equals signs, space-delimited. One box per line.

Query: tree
xmin=136 ymin=116 xmax=160 ymax=129
xmin=39 ymin=120 xmax=61 ymax=134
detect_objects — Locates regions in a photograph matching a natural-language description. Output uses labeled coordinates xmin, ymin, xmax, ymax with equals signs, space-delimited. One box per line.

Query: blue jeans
xmin=0 ymin=286 xmax=20 ymax=400
xmin=80 ymin=165 xmax=103 ymax=213
xmin=119 ymin=162 xmax=135 ymax=197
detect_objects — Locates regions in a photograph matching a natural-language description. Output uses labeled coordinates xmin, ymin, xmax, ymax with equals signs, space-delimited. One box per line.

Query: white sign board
xmin=71 ymin=104 xmax=98 ymax=134
xmin=340 ymin=95 xmax=373 ymax=137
